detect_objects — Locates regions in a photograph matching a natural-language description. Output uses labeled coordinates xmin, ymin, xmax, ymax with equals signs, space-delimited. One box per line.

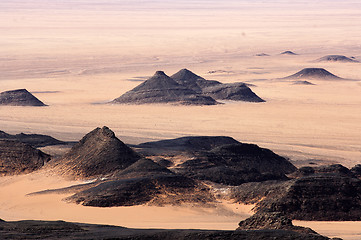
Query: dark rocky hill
xmin=136 ymin=137 xmax=296 ymax=185
xmin=232 ymin=164 xmax=361 ymax=221
xmin=0 ymin=89 xmax=46 ymax=106
xmin=174 ymin=143 xmax=297 ymax=185
xmin=202 ymin=82 xmax=265 ymax=102
xmin=0 ymin=219 xmax=334 ymax=240
xmin=292 ymin=80 xmax=315 ymax=85
xmin=136 ymin=136 xmax=240 ymax=153
xmin=170 ymin=68 xmax=221 ymax=92
xmin=255 ymin=53 xmax=270 ymax=56
xmin=0 ymin=140 xmax=50 ymax=176
xmin=61 ymin=158 xmax=214 ymax=207
xmin=283 ymin=68 xmax=343 ymax=80
xmin=315 ymin=55 xmax=358 ymax=63
xmin=112 ymin=71 xmax=218 ymax=105
xmin=281 ymin=51 xmax=297 ymax=55
xmin=0 ymin=130 xmax=64 ymax=148
xmin=49 ymin=126 xmax=141 ymax=179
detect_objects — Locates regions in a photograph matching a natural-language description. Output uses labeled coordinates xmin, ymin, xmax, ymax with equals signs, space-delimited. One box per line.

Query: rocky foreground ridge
xmin=3 ymin=126 xmax=361 ymax=239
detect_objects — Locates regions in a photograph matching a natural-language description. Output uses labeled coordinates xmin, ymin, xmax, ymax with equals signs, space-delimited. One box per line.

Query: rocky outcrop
xmin=315 ymin=55 xmax=358 ymax=63
xmin=0 ymin=219 xmax=335 ymax=240
xmin=237 ymin=212 xmax=317 ymax=234
xmin=175 ymin=143 xmax=297 ymax=185
xmin=0 ymin=89 xmax=46 ymax=106
xmin=202 ymin=82 xmax=265 ymax=102
xmin=64 ymin=158 xmax=214 ymax=207
xmin=283 ymin=68 xmax=342 ymax=80
xmin=0 ymin=130 xmax=64 ymax=148
xmin=49 ymin=126 xmax=141 ymax=179
xmin=0 ymin=140 xmax=50 ymax=176
xmin=136 ymin=136 xmax=296 ymax=186
xmin=251 ymin=165 xmax=361 ymax=221
xmin=112 ymin=71 xmax=218 ymax=105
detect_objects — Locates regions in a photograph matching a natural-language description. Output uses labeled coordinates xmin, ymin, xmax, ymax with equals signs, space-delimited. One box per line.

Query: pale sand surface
xmin=1 ymin=1 xmax=361 ymax=239
xmin=0 ymin=171 xmax=253 ymax=230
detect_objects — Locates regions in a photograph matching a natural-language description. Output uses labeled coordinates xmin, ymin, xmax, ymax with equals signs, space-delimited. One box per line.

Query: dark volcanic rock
xmin=0 ymin=219 xmax=334 ymax=240
xmin=202 ymin=82 xmax=265 ymax=102
xmin=281 ymin=51 xmax=298 ymax=55
xmin=170 ymin=68 xmax=221 ymax=92
xmin=238 ymin=212 xmax=317 ymax=234
xmin=137 ymin=136 xmax=240 ymax=153
xmin=254 ymin=165 xmax=361 ymax=221
xmin=137 ymin=137 xmax=296 ymax=185
xmin=0 ymin=130 xmax=64 ymax=148
xmin=0 ymin=89 xmax=46 ymax=106
xmin=175 ymin=143 xmax=297 ymax=185
xmin=0 ymin=140 xmax=51 ymax=176
xmin=66 ymin=173 xmax=214 ymax=207
xmin=292 ymin=80 xmax=315 ymax=85
xmin=50 ymin=126 xmax=141 ymax=179
xmin=112 ymin=71 xmax=218 ymax=105
xmin=315 ymin=55 xmax=358 ymax=63
xmin=351 ymin=164 xmax=361 ymax=178
xmin=283 ymin=68 xmax=342 ymax=80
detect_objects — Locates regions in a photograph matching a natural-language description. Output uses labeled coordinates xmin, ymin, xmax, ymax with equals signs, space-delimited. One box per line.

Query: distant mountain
xmin=0 ymin=130 xmax=64 ymax=148
xmin=314 ymin=55 xmax=358 ymax=63
xmin=0 ymin=140 xmax=50 ymax=176
xmin=202 ymin=82 xmax=265 ymax=102
xmin=255 ymin=53 xmax=270 ymax=56
xmin=0 ymin=89 xmax=46 ymax=106
xmin=112 ymin=71 xmax=218 ymax=105
xmin=112 ymin=69 xmax=266 ymax=105
xmin=281 ymin=51 xmax=297 ymax=55
xmin=49 ymin=126 xmax=141 ymax=179
xmin=283 ymin=68 xmax=343 ymax=80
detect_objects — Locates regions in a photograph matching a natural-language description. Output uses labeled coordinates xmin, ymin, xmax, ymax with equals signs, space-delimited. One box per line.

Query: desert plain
xmin=1 ymin=0 xmax=361 ymax=239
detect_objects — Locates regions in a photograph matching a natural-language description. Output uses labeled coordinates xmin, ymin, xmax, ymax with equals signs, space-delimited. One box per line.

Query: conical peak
xmin=7 ymin=89 xmax=29 ymax=93
xmin=154 ymin=71 xmax=167 ymax=77
xmin=172 ymin=68 xmax=201 ymax=80
xmin=81 ymin=126 xmax=116 ymax=143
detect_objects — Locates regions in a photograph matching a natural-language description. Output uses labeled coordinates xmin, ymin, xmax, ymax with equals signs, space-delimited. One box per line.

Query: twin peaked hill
xmin=112 ymin=69 xmax=265 ymax=105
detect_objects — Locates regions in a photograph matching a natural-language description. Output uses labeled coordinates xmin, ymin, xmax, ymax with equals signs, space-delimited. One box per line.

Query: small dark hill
xmin=0 ymin=130 xmax=64 ymax=148
xmin=202 ymin=82 xmax=265 ymax=102
xmin=112 ymin=71 xmax=218 ymax=105
xmin=175 ymin=143 xmax=297 ymax=185
xmin=281 ymin=51 xmax=297 ymax=55
xmin=0 ymin=140 xmax=50 ymax=176
xmin=170 ymin=69 xmax=221 ymax=92
xmin=50 ymin=126 xmax=141 ymax=179
xmin=283 ymin=68 xmax=342 ymax=80
xmin=137 ymin=136 xmax=240 ymax=153
xmin=0 ymin=89 xmax=46 ymax=106
xmin=255 ymin=53 xmax=270 ymax=56
xmin=113 ymin=158 xmax=174 ymax=178
xmin=292 ymin=81 xmax=315 ymax=85
xmin=238 ymin=212 xmax=317 ymax=234
xmin=315 ymin=55 xmax=358 ymax=63
xmin=254 ymin=164 xmax=361 ymax=221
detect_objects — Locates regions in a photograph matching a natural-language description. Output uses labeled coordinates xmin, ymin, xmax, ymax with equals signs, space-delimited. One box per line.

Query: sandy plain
xmin=1 ymin=0 xmax=361 ymax=239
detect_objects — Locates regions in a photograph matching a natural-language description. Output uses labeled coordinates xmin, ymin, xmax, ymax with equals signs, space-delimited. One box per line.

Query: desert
xmin=1 ymin=0 xmax=361 ymax=239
